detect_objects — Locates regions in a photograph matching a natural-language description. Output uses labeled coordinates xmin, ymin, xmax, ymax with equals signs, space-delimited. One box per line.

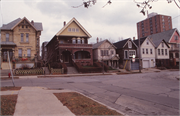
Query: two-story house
xmin=133 ymin=37 xmax=156 ymax=68
xmin=93 ymin=39 xmax=119 ymax=68
xmin=46 ymin=17 xmax=93 ymax=67
xmin=0 ymin=17 xmax=43 ymax=69
xmin=113 ymin=38 xmax=139 ymax=70
xmin=149 ymin=28 xmax=179 ymax=67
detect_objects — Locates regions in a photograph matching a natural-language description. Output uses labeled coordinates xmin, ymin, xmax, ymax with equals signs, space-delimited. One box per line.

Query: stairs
xmin=67 ymin=67 xmax=78 ymax=74
xmin=1 ymin=62 xmax=12 ymax=69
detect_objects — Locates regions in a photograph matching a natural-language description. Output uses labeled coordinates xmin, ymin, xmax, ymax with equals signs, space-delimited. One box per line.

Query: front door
xmin=62 ymin=51 xmax=71 ymax=63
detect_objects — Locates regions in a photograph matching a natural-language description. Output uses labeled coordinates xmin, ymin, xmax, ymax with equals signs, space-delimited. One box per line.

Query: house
xmin=41 ymin=41 xmax=48 ymax=65
xmin=113 ymin=38 xmax=139 ymax=70
xmin=148 ymin=28 xmax=179 ymax=67
xmin=0 ymin=17 xmax=43 ymax=69
xmin=46 ymin=17 xmax=93 ymax=67
xmin=93 ymin=39 xmax=119 ymax=68
xmin=133 ymin=37 xmax=156 ymax=68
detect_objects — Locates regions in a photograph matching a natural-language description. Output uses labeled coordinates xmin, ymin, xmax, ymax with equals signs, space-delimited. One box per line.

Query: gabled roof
xmin=113 ymin=38 xmax=138 ymax=49
xmin=133 ymin=37 xmax=147 ymax=47
xmin=133 ymin=37 xmax=155 ymax=47
xmin=0 ymin=17 xmax=43 ymax=31
xmin=56 ymin=17 xmax=91 ymax=38
xmin=150 ymin=38 xmax=170 ymax=48
xmin=92 ymin=39 xmax=117 ymax=49
xmin=148 ymin=28 xmax=178 ymax=43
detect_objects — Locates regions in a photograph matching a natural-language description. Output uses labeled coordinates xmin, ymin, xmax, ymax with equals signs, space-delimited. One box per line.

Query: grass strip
xmin=54 ymin=92 xmax=122 ymax=115
xmin=1 ymin=87 xmax=21 ymax=91
xmin=1 ymin=95 xmax=18 ymax=115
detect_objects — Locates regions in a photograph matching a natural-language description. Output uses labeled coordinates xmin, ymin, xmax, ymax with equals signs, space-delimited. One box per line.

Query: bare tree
xmin=72 ymin=0 xmax=180 ymax=15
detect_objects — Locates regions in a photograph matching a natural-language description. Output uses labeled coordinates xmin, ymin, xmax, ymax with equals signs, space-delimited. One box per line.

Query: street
xmin=1 ymin=71 xmax=179 ymax=115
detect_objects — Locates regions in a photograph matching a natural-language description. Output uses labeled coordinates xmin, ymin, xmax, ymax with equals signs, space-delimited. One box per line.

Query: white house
xmin=134 ymin=37 xmax=156 ymax=68
xmin=151 ymin=39 xmax=170 ymax=67
xmin=93 ymin=39 xmax=119 ymax=68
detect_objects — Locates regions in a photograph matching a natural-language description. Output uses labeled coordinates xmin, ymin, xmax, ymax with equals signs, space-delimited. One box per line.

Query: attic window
xmin=72 ymin=28 xmax=75 ymax=32
xmin=175 ymin=35 xmax=178 ymax=41
xmin=162 ymin=42 xmax=164 ymax=47
xmin=76 ymin=28 xmax=79 ymax=32
xmin=68 ymin=28 xmax=71 ymax=32
xmin=147 ymin=40 xmax=149 ymax=45
xmin=128 ymin=41 xmax=132 ymax=48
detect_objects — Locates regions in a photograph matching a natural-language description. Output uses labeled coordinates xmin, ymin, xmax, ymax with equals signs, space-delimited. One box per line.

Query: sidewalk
xmin=1 ymin=87 xmax=76 ymax=116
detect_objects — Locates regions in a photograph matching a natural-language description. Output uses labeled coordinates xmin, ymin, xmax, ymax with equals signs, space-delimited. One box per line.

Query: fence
xmin=51 ymin=68 xmax=64 ymax=74
xmin=15 ymin=68 xmax=44 ymax=75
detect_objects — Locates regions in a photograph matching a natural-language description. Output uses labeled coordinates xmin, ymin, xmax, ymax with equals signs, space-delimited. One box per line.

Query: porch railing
xmin=14 ymin=56 xmax=35 ymax=62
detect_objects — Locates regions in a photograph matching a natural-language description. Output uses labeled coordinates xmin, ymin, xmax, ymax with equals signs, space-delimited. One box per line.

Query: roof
xmin=148 ymin=28 xmax=177 ymax=43
xmin=93 ymin=39 xmax=117 ymax=49
xmin=0 ymin=41 xmax=16 ymax=46
xmin=56 ymin=17 xmax=91 ymax=38
xmin=0 ymin=17 xmax=43 ymax=31
xmin=113 ymin=38 xmax=131 ymax=49
xmin=133 ymin=37 xmax=147 ymax=47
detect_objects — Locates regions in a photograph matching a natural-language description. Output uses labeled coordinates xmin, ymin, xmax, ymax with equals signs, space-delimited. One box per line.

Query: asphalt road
xmin=1 ymin=71 xmax=179 ymax=115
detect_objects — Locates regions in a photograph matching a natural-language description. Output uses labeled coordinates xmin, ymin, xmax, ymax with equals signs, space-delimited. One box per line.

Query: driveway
xmin=1 ymin=70 xmax=179 ymax=115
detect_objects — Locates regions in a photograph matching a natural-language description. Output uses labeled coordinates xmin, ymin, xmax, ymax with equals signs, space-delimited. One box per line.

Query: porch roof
xmin=0 ymin=41 xmax=16 ymax=46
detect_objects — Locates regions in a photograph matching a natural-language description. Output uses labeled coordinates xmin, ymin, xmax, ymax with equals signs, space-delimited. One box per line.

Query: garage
xmin=142 ymin=60 xmax=150 ymax=68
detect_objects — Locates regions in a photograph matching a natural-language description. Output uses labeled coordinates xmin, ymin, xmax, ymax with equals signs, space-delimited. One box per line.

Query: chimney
xmin=64 ymin=21 xmax=66 ymax=26
xmin=31 ymin=20 xmax=34 ymax=25
xmin=133 ymin=37 xmax=135 ymax=40
xmin=97 ymin=37 xmax=99 ymax=43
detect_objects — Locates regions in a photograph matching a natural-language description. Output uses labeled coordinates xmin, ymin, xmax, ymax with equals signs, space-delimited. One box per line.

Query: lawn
xmin=1 ymin=95 xmax=18 ymax=115
xmin=54 ymin=92 xmax=122 ymax=115
xmin=1 ymin=86 xmax=21 ymax=91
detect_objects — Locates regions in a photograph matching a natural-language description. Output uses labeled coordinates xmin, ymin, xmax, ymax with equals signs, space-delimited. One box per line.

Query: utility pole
xmin=138 ymin=25 xmax=142 ymax=73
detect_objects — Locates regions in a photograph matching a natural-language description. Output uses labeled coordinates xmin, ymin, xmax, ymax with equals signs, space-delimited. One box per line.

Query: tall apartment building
xmin=137 ymin=12 xmax=172 ymax=39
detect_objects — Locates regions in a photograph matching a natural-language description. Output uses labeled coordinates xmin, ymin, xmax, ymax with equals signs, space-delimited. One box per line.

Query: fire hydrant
xmin=8 ymin=73 xmax=11 ymax=78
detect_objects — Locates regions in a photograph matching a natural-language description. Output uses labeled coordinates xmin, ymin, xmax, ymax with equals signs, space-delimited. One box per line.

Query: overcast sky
xmin=0 ymin=0 xmax=180 ymax=45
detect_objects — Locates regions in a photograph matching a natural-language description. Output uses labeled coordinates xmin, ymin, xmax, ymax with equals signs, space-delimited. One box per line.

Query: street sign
xmin=132 ymin=58 xmax=135 ymax=62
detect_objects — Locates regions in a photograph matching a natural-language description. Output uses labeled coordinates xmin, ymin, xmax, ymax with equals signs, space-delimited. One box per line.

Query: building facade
xmin=113 ymin=38 xmax=139 ymax=70
xmin=134 ymin=37 xmax=156 ymax=68
xmin=0 ymin=17 xmax=43 ymax=69
xmin=41 ymin=41 xmax=48 ymax=64
xmin=46 ymin=18 xmax=93 ymax=66
xmin=93 ymin=39 xmax=119 ymax=68
xmin=137 ymin=12 xmax=172 ymax=38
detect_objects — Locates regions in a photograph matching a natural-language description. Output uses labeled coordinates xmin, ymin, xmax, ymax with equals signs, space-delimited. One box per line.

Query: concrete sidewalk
xmin=13 ymin=87 xmax=75 ymax=116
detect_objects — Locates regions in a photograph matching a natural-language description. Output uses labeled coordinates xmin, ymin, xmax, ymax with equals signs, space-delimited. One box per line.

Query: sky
xmin=0 ymin=0 xmax=180 ymax=46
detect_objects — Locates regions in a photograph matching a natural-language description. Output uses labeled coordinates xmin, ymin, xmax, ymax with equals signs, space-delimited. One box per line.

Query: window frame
xmin=161 ymin=49 xmax=164 ymax=55
xmin=128 ymin=41 xmax=132 ymax=48
xmin=6 ymin=33 xmax=9 ymax=42
xmin=26 ymin=33 xmax=29 ymax=42
xmin=165 ymin=49 xmax=168 ymax=55
xmin=150 ymin=49 xmax=153 ymax=54
xmin=158 ymin=49 xmax=160 ymax=55
xmin=18 ymin=49 xmax=22 ymax=58
xmin=124 ymin=50 xmax=128 ymax=59
xmin=146 ymin=48 xmax=148 ymax=54
xmin=21 ymin=33 xmax=24 ymax=42
xmin=27 ymin=48 xmax=31 ymax=57
xmin=129 ymin=50 xmax=136 ymax=58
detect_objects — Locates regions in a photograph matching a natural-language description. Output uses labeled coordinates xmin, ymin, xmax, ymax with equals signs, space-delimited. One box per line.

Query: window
xmin=6 ymin=33 xmax=9 ymax=42
xmin=142 ymin=48 xmax=145 ymax=54
xmin=146 ymin=40 xmax=149 ymax=45
xmin=72 ymin=38 xmax=76 ymax=44
xmin=22 ymin=25 xmax=24 ymax=28
xmin=26 ymin=25 xmax=28 ymax=28
xmin=104 ymin=50 xmax=108 ymax=56
xmin=161 ymin=49 xmax=164 ymax=55
xmin=162 ymin=42 xmax=164 ymax=47
xmin=77 ymin=39 xmax=81 ymax=44
xmin=27 ymin=49 xmax=31 ymax=57
xmin=72 ymin=28 xmax=75 ymax=32
xmin=175 ymin=35 xmax=178 ymax=41
xmin=68 ymin=28 xmax=71 ymax=32
xmin=26 ymin=33 xmax=29 ymax=42
xmin=18 ymin=49 xmax=22 ymax=57
xmin=165 ymin=49 xmax=167 ymax=55
xmin=21 ymin=33 xmax=24 ymax=42
xmin=111 ymin=50 xmax=114 ymax=55
xmin=82 ymin=39 xmax=84 ymax=44
xmin=175 ymin=53 xmax=179 ymax=58
xmin=76 ymin=28 xmax=79 ymax=32
xmin=129 ymin=50 xmax=136 ymax=57
xmin=60 ymin=40 xmax=64 ymax=44
xmin=124 ymin=50 xmax=128 ymax=59
xmin=158 ymin=49 xmax=160 ymax=55
xmin=128 ymin=41 xmax=132 ymax=48
xmin=150 ymin=49 xmax=153 ymax=54
xmin=146 ymin=48 xmax=148 ymax=54
xmin=101 ymin=50 xmax=104 ymax=56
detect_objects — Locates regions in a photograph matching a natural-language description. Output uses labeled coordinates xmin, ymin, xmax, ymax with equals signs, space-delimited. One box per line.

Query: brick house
xmin=0 ymin=17 xmax=43 ymax=69
xmin=46 ymin=17 xmax=93 ymax=67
